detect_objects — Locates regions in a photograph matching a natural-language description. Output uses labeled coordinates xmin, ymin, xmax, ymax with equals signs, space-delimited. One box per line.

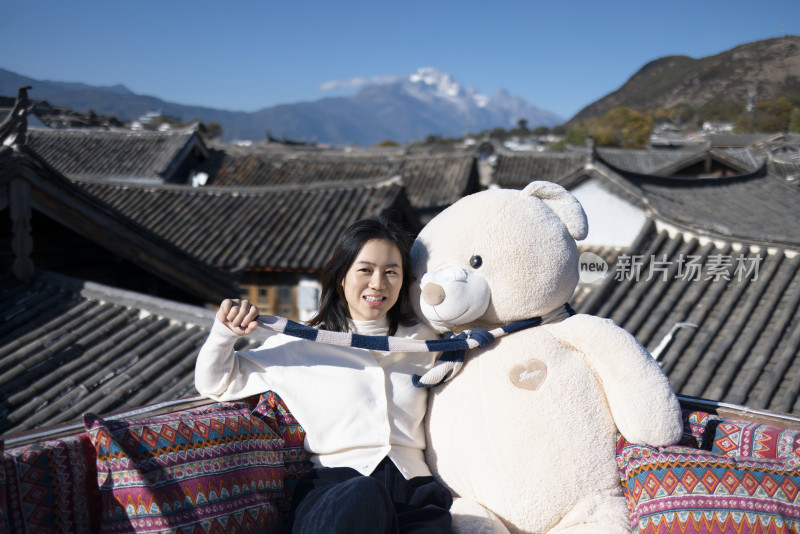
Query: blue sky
xmin=2 ymin=0 xmax=798 ymax=121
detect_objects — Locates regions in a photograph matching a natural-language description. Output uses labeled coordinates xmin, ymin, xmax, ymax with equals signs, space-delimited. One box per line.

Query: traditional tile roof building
xmin=570 ymin=152 xmax=800 ymax=415
xmin=202 ymin=149 xmax=480 ymax=223
xmin=205 ymin=151 xmax=398 ymax=187
xmin=575 ymin=223 xmax=800 ymax=415
xmin=74 ymin=175 xmax=421 ymax=319
xmin=26 ymin=126 xmax=210 ymax=183
xmin=492 ymin=146 xmax=767 ymax=190
xmin=593 ymin=155 xmax=800 ymax=249
xmin=594 ymin=147 xmax=764 ymax=178
xmin=491 ymin=149 xmax=588 ymax=189
xmin=0 ymin=139 xmax=237 ymax=304
xmin=0 ymin=270 xmax=267 ymax=436
xmin=768 ymin=153 xmax=800 ymax=186
xmin=75 ymin=176 xmax=419 ymax=271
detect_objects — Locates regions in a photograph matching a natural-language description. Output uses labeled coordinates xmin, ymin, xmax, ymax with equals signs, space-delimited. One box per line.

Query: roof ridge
xmin=29 ymin=126 xmax=200 ymax=138
xmin=73 ymin=173 xmax=405 ymax=195
xmin=37 ymin=270 xmax=218 ymax=327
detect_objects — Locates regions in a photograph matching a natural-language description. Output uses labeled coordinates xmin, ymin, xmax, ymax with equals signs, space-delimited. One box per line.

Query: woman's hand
xmin=217 ymin=299 xmax=260 ymax=336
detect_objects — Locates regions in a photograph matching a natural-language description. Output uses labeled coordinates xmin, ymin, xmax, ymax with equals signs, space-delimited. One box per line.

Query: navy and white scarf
xmin=256 ymin=304 xmax=574 ymax=388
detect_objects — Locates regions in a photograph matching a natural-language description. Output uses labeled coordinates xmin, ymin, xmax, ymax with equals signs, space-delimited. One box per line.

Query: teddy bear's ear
xmin=522 ymin=181 xmax=588 ymax=240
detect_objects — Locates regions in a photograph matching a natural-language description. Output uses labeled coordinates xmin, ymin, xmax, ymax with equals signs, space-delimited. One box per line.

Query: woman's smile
xmin=341 ymin=239 xmax=403 ymax=322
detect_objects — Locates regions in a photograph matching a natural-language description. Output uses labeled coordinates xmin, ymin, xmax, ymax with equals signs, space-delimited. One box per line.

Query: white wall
xmin=297 ymin=276 xmax=322 ymax=322
xmin=570 ymin=179 xmax=647 ymax=248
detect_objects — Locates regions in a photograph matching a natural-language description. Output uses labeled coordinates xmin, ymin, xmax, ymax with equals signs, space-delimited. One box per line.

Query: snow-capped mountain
xmin=338 ymin=67 xmax=563 ymax=144
xmin=401 ymin=68 xmax=486 ymax=109
xmin=385 ymin=67 xmax=561 ymax=130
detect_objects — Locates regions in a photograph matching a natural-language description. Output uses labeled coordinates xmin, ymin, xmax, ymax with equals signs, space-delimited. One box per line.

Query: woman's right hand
xmin=217 ymin=299 xmax=260 ymax=336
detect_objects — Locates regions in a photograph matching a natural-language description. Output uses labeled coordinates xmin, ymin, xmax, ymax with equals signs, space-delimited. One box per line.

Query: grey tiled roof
xmin=75 ymin=176 xmax=420 ymax=271
xmin=397 ymin=153 xmax=480 ymax=211
xmin=768 ymin=154 xmax=800 ymax=183
xmin=595 ymin=147 xmax=764 ymax=176
xmin=1 ymin=143 xmax=238 ymax=302
xmin=204 ymin=150 xmax=479 ymax=213
xmin=707 ymin=133 xmax=776 ymax=148
xmin=491 ymin=151 xmax=588 ymax=189
xmin=595 ymin=148 xmax=707 ymax=175
xmin=577 ymin=223 xmax=800 ymax=415
xmin=206 ymin=152 xmax=398 ymax=187
xmin=712 ymin=148 xmax=766 ymax=173
xmin=610 ymin=165 xmax=800 ymax=249
xmin=26 ymin=127 xmax=208 ymax=181
xmin=0 ymin=270 xmax=267 ymax=437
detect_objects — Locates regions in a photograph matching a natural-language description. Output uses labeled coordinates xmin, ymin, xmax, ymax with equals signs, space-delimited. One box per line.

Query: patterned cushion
xmin=252 ymin=391 xmax=313 ymax=494
xmin=680 ymin=409 xmax=718 ymax=449
xmin=615 ymin=409 xmax=718 ymax=456
xmin=711 ymin=419 xmax=800 ymax=460
xmin=619 ymin=442 xmax=800 ymax=533
xmin=0 ymin=439 xmax=7 ymax=534
xmin=84 ymin=402 xmax=285 ymax=533
xmin=3 ymin=432 xmax=101 ymax=533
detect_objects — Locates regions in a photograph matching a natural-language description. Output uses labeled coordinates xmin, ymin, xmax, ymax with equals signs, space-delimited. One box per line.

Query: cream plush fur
xmin=411 ymin=182 xmax=683 ymax=534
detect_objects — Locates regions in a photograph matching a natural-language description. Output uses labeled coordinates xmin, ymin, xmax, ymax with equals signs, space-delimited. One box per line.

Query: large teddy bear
xmin=410 ymin=181 xmax=683 ymax=534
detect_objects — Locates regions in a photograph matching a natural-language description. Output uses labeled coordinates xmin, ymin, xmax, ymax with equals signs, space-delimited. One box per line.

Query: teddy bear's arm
xmin=551 ymin=314 xmax=683 ymax=446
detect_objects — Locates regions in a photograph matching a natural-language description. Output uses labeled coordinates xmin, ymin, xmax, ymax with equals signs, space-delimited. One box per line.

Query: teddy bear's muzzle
xmin=419 ymin=265 xmax=491 ymax=326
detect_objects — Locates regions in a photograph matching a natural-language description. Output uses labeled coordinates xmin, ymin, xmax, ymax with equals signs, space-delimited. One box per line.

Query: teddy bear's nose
xmin=422 ymin=283 xmax=446 ymax=306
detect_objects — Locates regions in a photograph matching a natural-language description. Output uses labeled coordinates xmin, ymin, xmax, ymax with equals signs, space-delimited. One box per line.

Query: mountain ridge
xmin=570 ymin=35 xmax=800 ymax=124
xmin=0 ymin=67 xmax=561 ymax=145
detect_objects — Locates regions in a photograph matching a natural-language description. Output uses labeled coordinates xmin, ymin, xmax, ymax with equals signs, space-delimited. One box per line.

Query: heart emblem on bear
xmin=509 ymin=359 xmax=547 ymax=390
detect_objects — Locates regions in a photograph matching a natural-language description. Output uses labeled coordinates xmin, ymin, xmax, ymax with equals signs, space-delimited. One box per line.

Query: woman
xmin=195 ymin=217 xmax=452 ymax=534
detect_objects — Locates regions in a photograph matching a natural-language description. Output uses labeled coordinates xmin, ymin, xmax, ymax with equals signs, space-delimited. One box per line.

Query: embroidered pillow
xmin=0 ymin=439 xmax=6 ymax=534
xmin=711 ymin=419 xmax=800 ymax=459
xmin=615 ymin=409 xmax=717 ymax=456
xmin=3 ymin=432 xmax=101 ymax=533
xmin=252 ymin=391 xmax=313 ymax=491
xmin=680 ymin=409 xmax=718 ymax=448
xmin=619 ymin=445 xmax=800 ymax=533
xmin=84 ymin=402 xmax=285 ymax=533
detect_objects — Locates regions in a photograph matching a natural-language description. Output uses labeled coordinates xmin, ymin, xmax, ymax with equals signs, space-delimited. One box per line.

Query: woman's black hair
xmin=307 ymin=216 xmax=418 ymax=335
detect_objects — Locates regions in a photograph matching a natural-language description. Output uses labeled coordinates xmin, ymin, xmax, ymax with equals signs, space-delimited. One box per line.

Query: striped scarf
xmin=256 ymin=304 xmax=574 ymax=388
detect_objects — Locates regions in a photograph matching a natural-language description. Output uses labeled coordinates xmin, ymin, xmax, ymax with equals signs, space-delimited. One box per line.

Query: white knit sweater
xmin=194 ymin=316 xmax=440 ymax=479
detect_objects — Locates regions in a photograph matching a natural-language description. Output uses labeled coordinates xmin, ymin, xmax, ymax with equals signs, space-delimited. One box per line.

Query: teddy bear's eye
xmin=470 ymin=255 xmax=483 ymax=269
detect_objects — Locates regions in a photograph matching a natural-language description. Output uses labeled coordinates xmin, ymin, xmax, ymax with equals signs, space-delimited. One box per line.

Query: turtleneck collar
xmin=348 ymin=315 xmax=390 ymax=336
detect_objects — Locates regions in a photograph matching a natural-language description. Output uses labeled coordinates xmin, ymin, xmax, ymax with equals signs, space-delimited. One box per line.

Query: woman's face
xmin=341 ymin=239 xmax=403 ymax=322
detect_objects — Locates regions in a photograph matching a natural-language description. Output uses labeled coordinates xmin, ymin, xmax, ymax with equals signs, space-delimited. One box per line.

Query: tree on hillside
xmin=200 ymin=122 xmax=223 ymax=140
xmin=791 ymin=108 xmax=800 ymax=133
xmin=564 ymin=124 xmax=588 ymax=147
xmin=735 ymin=97 xmax=793 ymax=133
xmin=588 ymin=107 xmax=653 ymax=148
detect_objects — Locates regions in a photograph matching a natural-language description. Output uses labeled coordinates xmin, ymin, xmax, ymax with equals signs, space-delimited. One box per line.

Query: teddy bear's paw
xmin=450 ymin=497 xmax=511 ymax=534
xmin=548 ymin=494 xmax=630 ymax=534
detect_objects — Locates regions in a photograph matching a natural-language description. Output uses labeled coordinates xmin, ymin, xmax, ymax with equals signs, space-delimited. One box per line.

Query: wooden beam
xmin=9 ymin=178 xmax=34 ymax=280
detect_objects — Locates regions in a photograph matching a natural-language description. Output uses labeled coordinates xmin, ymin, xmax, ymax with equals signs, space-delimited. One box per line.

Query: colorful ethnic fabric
xmin=712 ymin=420 xmax=800 ymax=460
xmin=84 ymin=402 xmax=285 ymax=534
xmin=2 ymin=432 xmax=101 ymax=534
xmin=619 ymin=439 xmax=800 ymax=533
xmin=252 ymin=391 xmax=313 ymax=495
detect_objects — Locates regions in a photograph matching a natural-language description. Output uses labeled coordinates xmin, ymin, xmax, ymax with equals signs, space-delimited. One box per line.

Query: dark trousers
xmin=289 ymin=457 xmax=453 ymax=534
